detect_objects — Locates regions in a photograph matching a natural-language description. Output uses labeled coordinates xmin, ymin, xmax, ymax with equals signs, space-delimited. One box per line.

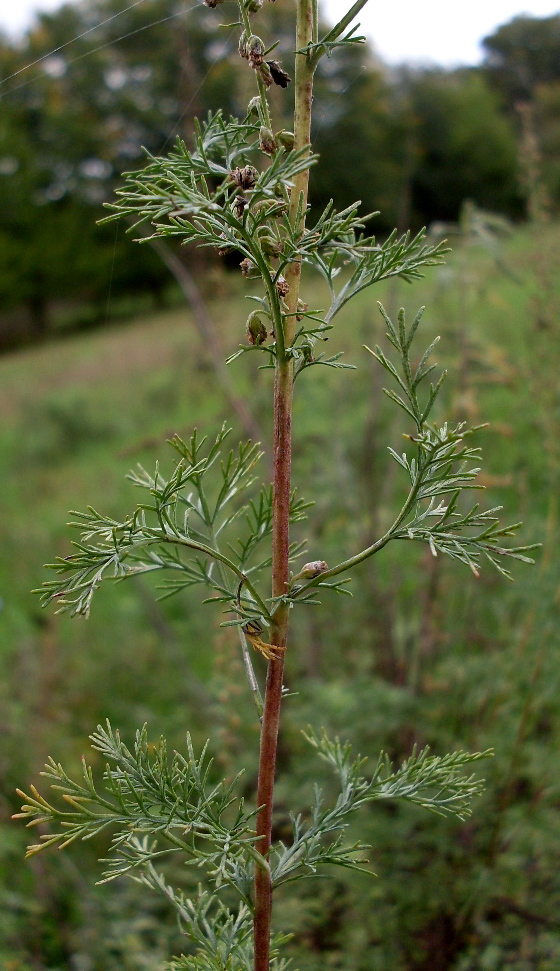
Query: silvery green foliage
xmin=16 ymin=725 xmax=491 ymax=969
xmin=368 ymin=304 xmax=536 ymax=577
xmin=35 ymin=306 xmax=534 ymax=624
xmin=37 ymin=425 xmax=308 ymax=631
xmin=101 ymin=105 xmax=447 ymax=371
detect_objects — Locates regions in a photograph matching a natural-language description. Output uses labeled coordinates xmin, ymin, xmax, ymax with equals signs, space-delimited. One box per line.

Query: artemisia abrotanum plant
xmin=15 ymin=2 xmax=536 ymax=969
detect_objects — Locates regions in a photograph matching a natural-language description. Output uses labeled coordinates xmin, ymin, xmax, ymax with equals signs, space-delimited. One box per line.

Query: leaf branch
xmin=287 ymin=304 xmax=538 ymax=605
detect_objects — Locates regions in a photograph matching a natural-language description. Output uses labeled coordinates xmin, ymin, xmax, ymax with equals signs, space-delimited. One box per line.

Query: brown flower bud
xmin=276 ymin=275 xmax=290 ymax=297
xmin=259 ymin=127 xmax=277 ymax=155
xmin=240 ymin=258 xmax=260 ymax=279
xmin=257 ymin=61 xmax=273 ymax=87
xmin=246 ymin=312 xmax=268 ymax=346
xmin=296 ymin=299 xmax=308 ymax=322
xmin=232 ymin=195 xmax=250 ymax=218
xmin=266 ymin=60 xmax=291 ymax=88
xmin=230 ymin=165 xmax=258 ymax=191
xmin=300 ymin=560 xmax=328 ymax=578
xmin=247 ymin=35 xmax=265 ymax=69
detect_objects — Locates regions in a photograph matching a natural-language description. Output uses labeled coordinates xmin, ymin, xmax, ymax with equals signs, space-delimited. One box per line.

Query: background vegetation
xmin=1 ymin=2 xmax=560 ymax=968
xmin=1 ymin=2 xmax=560 ymax=345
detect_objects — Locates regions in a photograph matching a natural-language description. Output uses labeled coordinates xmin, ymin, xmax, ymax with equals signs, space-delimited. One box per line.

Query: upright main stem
xmin=253 ymin=3 xmax=315 ymax=969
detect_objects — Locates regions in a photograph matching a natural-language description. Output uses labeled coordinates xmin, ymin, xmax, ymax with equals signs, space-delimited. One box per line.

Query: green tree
xmin=0 ymin=88 xmax=119 ymax=336
xmin=309 ymin=37 xmax=404 ymax=230
xmin=482 ymin=13 xmax=560 ymax=106
xmin=482 ymin=14 xmax=560 ymax=216
xmin=0 ymin=0 xmax=245 ymax=337
xmin=534 ymin=81 xmax=560 ymax=207
xmin=404 ymin=68 xmax=523 ymax=223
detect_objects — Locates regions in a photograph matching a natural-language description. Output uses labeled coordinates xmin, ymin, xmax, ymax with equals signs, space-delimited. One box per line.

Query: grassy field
xmin=2 ymin=221 xmax=560 ymax=969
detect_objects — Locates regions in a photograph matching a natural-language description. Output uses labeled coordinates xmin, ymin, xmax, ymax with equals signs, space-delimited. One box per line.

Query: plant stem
xmin=253 ymin=2 xmax=315 ymax=968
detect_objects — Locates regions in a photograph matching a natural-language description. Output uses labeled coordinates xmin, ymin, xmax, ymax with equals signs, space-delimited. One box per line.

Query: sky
xmin=0 ymin=0 xmax=559 ymax=66
xmin=323 ymin=0 xmax=560 ymax=65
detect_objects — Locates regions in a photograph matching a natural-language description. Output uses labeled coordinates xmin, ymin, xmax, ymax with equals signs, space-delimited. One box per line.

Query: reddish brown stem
xmin=253 ymin=1 xmax=315 ymax=968
xmin=253 ymin=363 xmax=292 ymax=971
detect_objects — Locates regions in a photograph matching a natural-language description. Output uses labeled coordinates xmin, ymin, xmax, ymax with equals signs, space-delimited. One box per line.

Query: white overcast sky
xmin=0 ymin=0 xmax=559 ymax=66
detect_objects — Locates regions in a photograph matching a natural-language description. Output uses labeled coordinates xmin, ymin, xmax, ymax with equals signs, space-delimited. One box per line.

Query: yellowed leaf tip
xmin=25 ymin=844 xmax=45 ymax=859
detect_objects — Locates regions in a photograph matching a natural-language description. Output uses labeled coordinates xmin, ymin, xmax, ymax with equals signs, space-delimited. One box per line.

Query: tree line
xmin=0 ymin=0 xmax=558 ymax=345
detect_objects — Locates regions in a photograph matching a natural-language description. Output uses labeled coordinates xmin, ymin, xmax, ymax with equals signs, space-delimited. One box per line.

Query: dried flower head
xmin=246 ymin=36 xmax=265 ymax=69
xmin=230 ymin=165 xmax=259 ymax=191
xmin=276 ymin=275 xmax=290 ymax=297
xmin=232 ymin=196 xmax=250 ymax=218
xmin=259 ymin=127 xmax=277 ymax=155
xmin=266 ymin=61 xmax=291 ymax=89
xmin=257 ymin=62 xmax=274 ymax=88
xmin=240 ymin=257 xmax=260 ymax=278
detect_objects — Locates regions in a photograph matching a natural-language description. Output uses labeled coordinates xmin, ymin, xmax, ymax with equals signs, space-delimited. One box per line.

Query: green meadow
xmin=2 ymin=222 xmax=560 ymax=969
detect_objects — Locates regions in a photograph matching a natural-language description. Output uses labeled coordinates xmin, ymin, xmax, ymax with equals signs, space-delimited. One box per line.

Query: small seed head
xmin=247 ymin=35 xmax=265 ymax=69
xmin=257 ymin=61 xmax=273 ymax=87
xmin=298 ymin=560 xmax=328 ymax=580
xmin=232 ymin=195 xmax=250 ymax=218
xmin=300 ymin=560 xmax=328 ymax=578
xmin=276 ymin=275 xmax=290 ymax=297
xmin=230 ymin=165 xmax=258 ymax=191
xmin=276 ymin=129 xmax=295 ymax=150
xmin=240 ymin=257 xmax=260 ymax=279
xmin=259 ymin=233 xmax=282 ymax=257
xmin=301 ymin=337 xmax=314 ymax=362
xmin=246 ymin=312 xmax=268 ymax=346
xmin=259 ymin=127 xmax=277 ymax=155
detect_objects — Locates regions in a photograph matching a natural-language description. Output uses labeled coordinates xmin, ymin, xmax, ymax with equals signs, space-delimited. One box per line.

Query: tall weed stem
xmin=254 ymin=2 xmax=315 ymax=966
